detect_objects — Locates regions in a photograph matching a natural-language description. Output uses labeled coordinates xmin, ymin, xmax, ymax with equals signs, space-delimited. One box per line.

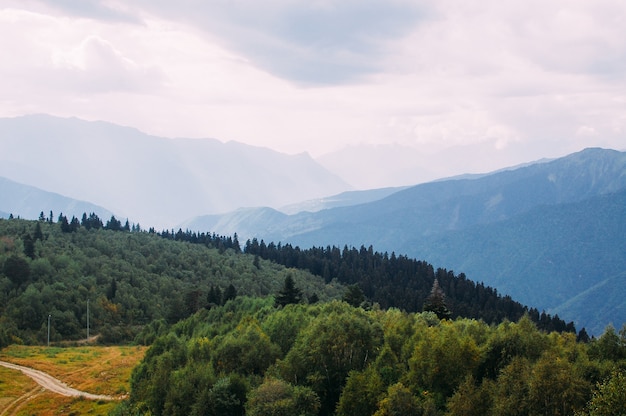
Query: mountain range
xmin=186 ymin=148 xmax=626 ymax=334
xmin=0 ymin=115 xmax=350 ymax=228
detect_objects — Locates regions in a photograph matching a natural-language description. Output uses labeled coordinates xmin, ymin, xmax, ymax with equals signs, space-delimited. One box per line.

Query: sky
xmin=1 ymin=0 xmax=625 ymax=186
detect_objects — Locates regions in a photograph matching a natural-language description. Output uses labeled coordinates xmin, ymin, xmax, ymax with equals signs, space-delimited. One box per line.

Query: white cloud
xmin=49 ymin=35 xmax=166 ymax=93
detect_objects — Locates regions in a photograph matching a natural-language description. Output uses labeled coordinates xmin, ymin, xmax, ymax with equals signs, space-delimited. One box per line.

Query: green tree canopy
xmin=246 ymin=378 xmax=319 ymax=416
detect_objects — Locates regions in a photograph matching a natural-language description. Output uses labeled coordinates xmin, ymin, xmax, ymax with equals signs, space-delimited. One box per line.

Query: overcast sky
xmin=1 ymin=1 xmax=625 ymax=182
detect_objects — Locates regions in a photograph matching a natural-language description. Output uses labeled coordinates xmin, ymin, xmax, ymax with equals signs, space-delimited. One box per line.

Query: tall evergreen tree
xmin=33 ymin=222 xmax=43 ymax=241
xmin=223 ymin=284 xmax=238 ymax=303
xmin=105 ymin=215 xmax=122 ymax=231
xmin=59 ymin=215 xmax=71 ymax=233
xmin=423 ymin=278 xmax=452 ymax=319
xmin=207 ymin=285 xmax=223 ymax=307
xmin=275 ymin=275 xmax=303 ymax=307
xmin=23 ymin=234 xmax=35 ymax=259
xmin=343 ymin=284 xmax=365 ymax=308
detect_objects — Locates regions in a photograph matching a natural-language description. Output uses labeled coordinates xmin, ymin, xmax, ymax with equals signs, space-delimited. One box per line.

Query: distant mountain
xmin=278 ymin=186 xmax=407 ymax=214
xmin=0 ymin=115 xmax=350 ymax=228
xmin=193 ymin=148 xmax=626 ymax=334
xmin=0 ymin=176 xmax=113 ymax=221
xmin=183 ymin=187 xmax=408 ymax=232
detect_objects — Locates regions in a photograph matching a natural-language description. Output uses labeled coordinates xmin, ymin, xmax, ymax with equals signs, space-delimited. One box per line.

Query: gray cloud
xmin=63 ymin=0 xmax=430 ymax=85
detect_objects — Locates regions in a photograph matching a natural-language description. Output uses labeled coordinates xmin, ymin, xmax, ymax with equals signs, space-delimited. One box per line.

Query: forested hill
xmin=1 ymin=212 xmax=577 ymax=349
xmin=124 ymin=298 xmax=626 ymax=416
xmin=0 ymin=216 xmax=344 ymax=347
xmin=242 ymin=239 xmax=577 ymax=334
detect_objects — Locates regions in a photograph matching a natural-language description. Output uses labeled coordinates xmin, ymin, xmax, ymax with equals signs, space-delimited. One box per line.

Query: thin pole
xmin=87 ymin=299 xmax=90 ymax=340
xmin=47 ymin=314 xmax=51 ymax=347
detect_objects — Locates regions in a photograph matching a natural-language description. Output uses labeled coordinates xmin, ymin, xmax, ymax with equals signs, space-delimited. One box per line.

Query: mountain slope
xmin=0 ymin=176 xmax=112 ymax=221
xmin=0 ymin=115 xmax=350 ymax=228
xmin=550 ymin=270 xmax=626 ymax=335
xmin=406 ymin=189 xmax=626 ymax=334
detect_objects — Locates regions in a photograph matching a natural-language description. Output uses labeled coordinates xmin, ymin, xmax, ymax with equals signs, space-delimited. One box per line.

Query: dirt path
xmin=0 ymin=360 xmax=115 ymax=401
xmin=0 ymin=386 xmax=43 ymax=416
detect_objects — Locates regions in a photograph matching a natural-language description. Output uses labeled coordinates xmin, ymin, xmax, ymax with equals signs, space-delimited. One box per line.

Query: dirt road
xmin=0 ymin=360 xmax=114 ymax=401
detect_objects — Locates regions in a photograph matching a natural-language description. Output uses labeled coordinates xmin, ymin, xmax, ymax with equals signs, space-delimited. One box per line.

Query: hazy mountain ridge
xmin=0 ymin=176 xmax=113 ymax=221
xmin=189 ymin=147 xmax=626 ymax=242
xmin=278 ymin=186 xmax=408 ymax=215
xmin=183 ymin=187 xmax=409 ymax=232
xmin=0 ymin=115 xmax=351 ymax=228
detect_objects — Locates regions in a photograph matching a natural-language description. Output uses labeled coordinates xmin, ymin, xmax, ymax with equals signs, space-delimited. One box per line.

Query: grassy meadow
xmin=0 ymin=345 xmax=146 ymax=416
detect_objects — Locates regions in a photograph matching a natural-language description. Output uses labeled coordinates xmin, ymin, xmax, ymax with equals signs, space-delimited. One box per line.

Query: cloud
xmin=50 ymin=35 xmax=166 ymax=93
xmin=0 ymin=7 xmax=165 ymax=99
xmin=123 ymin=0 xmax=431 ymax=85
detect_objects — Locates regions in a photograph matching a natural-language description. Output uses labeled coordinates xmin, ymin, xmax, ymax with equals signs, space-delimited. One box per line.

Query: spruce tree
xmin=275 ymin=275 xmax=303 ymax=307
xmin=342 ymin=284 xmax=365 ymax=308
xmin=207 ymin=285 xmax=223 ymax=307
xmin=33 ymin=222 xmax=43 ymax=241
xmin=423 ymin=278 xmax=452 ymax=319
xmin=223 ymin=284 xmax=238 ymax=303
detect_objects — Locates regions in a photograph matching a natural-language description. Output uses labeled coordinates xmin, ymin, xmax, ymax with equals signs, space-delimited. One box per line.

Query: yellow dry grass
xmin=0 ymin=345 xmax=147 ymax=416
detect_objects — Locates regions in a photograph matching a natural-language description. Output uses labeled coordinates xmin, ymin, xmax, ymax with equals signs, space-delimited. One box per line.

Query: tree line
xmin=1 ymin=210 xmax=582 ymax=347
xmin=243 ymin=238 xmax=579 ymax=336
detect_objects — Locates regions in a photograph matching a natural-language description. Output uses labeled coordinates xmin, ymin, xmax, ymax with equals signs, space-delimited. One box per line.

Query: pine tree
xmin=223 ymin=284 xmax=238 ymax=303
xmin=59 ymin=215 xmax=71 ymax=233
xmin=343 ymin=284 xmax=365 ymax=308
xmin=33 ymin=222 xmax=43 ymax=241
xmin=275 ymin=275 xmax=303 ymax=307
xmin=207 ymin=285 xmax=223 ymax=307
xmin=423 ymin=278 xmax=452 ymax=319
xmin=105 ymin=215 xmax=122 ymax=231
xmin=23 ymin=234 xmax=35 ymax=259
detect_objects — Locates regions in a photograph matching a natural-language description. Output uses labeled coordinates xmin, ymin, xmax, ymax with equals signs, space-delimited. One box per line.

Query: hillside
xmin=1 ymin=213 xmax=575 ymax=349
xmin=0 ymin=217 xmax=343 ymax=347
xmin=193 ymin=148 xmax=626 ymax=333
xmin=407 ymin=189 xmax=626 ymax=335
xmin=0 ymin=114 xmax=350 ymax=228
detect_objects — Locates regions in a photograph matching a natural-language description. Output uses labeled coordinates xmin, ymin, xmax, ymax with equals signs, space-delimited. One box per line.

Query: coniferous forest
xmin=1 ymin=214 xmax=625 ymax=415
